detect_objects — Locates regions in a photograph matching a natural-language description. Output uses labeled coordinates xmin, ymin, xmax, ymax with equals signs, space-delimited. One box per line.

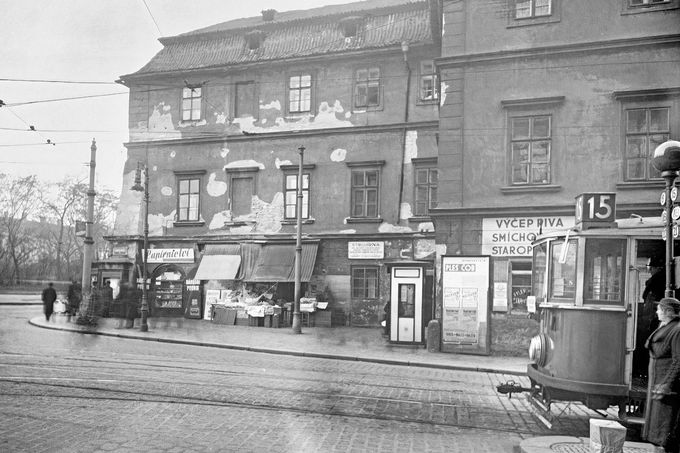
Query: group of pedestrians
xmin=41 ymin=279 xmax=82 ymax=322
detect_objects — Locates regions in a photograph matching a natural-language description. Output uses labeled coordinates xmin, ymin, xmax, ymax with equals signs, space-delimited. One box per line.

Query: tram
xmin=520 ymin=194 xmax=677 ymax=432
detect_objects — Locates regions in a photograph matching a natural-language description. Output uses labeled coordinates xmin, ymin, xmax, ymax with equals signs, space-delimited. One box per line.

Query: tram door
xmin=390 ymin=267 xmax=423 ymax=343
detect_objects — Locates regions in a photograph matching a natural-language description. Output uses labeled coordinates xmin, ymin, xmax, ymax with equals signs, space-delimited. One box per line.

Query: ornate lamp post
xmin=652 ymin=140 xmax=680 ymax=298
xmin=131 ymin=162 xmax=150 ymax=332
xmin=291 ymin=145 xmax=305 ymax=334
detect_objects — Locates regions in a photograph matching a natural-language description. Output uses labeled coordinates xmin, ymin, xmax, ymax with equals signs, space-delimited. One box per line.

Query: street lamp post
xmin=652 ymin=140 xmax=680 ymax=298
xmin=291 ymin=145 xmax=305 ymax=334
xmin=131 ymin=162 xmax=150 ymax=332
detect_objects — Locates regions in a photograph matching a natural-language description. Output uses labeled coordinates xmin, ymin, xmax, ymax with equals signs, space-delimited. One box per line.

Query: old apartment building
xmin=98 ymin=0 xmax=442 ymax=338
xmin=432 ymin=0 xmax=679 ymax=350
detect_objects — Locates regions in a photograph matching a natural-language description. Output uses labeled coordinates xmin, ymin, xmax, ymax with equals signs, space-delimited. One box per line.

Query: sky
xmin=0 ymin=0 xmax=355 ymax=195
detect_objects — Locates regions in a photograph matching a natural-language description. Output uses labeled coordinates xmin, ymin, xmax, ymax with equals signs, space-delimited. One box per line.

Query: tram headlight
xmin=528 ymin=333 xmax=550 ymax=367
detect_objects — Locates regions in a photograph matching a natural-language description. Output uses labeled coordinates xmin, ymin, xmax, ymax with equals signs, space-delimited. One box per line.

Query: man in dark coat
xmin=66 ymin=279 xmax=81 ymax=321
xmin=635 ymin=256 xmax=666 ymax=377
xmin=644 ymin=297 xmax=680 ymax=452
xmin=41 ymin=282 xmax=57 ymax=321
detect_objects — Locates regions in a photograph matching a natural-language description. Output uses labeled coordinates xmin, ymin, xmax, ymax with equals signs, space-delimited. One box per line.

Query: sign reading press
xmin=481 ymin=216 xmax=574 ymax=257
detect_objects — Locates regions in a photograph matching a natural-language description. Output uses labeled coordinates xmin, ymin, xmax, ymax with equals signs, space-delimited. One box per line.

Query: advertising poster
xmin=441 ymin=256 xmax=491 ymax=354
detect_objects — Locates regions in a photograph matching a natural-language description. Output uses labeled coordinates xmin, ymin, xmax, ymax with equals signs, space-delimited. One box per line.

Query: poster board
xmin=441 ymin=255 xmax=491 ymax=355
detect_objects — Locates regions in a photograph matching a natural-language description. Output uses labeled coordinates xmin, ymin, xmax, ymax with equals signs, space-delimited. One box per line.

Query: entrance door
xmin=390 ymin=267 xmax=423 ymax=343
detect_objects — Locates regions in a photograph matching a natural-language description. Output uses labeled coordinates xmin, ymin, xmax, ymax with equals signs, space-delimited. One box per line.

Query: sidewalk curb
xmin=28 ymin=318 xmax=525 ymax=375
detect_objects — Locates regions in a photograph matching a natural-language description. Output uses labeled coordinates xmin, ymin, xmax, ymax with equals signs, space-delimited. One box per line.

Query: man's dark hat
xmin=648 ymin=256 xmax=665 ymax=267
xmin=656 ymin=297 xmax=680 ymax=313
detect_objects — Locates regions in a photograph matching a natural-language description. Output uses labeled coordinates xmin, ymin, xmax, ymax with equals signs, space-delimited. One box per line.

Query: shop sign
xmin=348 ymin=241 xmax=384 ymax=259
xmin=144 ymin=248 xmax=195 ymax=263
xmin=481 ymin=216 xmax=574 ymax=257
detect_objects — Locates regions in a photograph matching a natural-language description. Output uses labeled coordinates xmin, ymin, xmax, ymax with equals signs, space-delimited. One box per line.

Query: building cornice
xmin=435 ymin=34 xmax=680 ymax=68
xmin=428 ymin=202 xmax=662 ymax=219
xmin=124 ymin=120 xmax=439 ymax=149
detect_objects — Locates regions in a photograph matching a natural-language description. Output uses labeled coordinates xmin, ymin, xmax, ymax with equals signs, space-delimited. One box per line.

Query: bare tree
xmin=42 ymin=178 xmax=88 ymax=280
xmin=0 ymin=174 xmax=41 ymax=284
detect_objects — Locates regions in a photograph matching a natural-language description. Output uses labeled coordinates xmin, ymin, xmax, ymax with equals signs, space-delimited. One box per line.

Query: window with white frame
xmin=354 ymin=67 xmax=381 ymax=109
xmin=419 ymin=61 xmax=439 ymax=102
xmin=181 ymin=86 xmax=202 ymax=121
xmin=514 ymin=0 xmax=552 ymax=18
xmin=351 ymin=267 xmax=379 ymax=299
xmin=288 ymin=74 xmax=312 ymax=113
xmin=510 ymin=115 xmax=551 ymax=185
xmin=624 ymin=107 xmax=669 ymax=181
xmin=177 ymin=177 xmax=200 ymax=222
xmin=284 ymin=173 xmax=310 ymax=219
xmin=351 ymin=169 xmax=379 ymax=217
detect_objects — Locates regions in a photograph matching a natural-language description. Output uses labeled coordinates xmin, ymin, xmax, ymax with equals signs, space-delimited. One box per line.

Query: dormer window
xmin=339 ymin=16 xmax=362 ymax=38
xmin=245 ymin=29 xmax=266 ymax=50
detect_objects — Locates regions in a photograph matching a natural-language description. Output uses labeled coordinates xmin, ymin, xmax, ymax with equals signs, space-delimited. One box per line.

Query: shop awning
xmin=247 ymin=243 xmax=318 ymax=282
xmin=194 ymin=244 xmax=241 ymax=280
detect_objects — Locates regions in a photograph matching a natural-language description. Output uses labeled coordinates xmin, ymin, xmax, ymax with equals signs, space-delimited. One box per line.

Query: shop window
xmin=288 ymin=74 xmax=312 ymax=114
xmin=549 ymin=238 xmax=577 ymax=302
xmin=624 ymin=107 xmax=669 ymax=181
xmin=510 ymin=115 xmax=551 ymax=185
xmin=354 ymin=67 xmax=381 ymax=109
xmin=414 ymin=167 xmax=438 ymax=216
xmin=510 ymin=261 xmax=532 ymax=311
xmin=284 ymin=173 xmax=310 ymax=219
xmin=235 ymin=81 xmax=256 ymax=118
xmin=352 ymin=266 xmax=379 ymax=299
xmin=419 ymin=61 xmax=439 ymax=102
xmin=583 ymin=238 xmax=626 ymax=306
xmin=181 ymin=86 xmax=203 ymax=121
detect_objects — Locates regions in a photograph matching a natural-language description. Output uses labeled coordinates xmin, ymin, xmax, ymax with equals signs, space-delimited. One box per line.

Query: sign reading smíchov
xmin=481 ymin=216 xmax=574 ymax=257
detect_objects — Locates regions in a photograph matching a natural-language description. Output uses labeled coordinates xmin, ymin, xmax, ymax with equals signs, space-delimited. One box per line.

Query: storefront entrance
xmin=389 ymin=267 xmax=423 ymax=344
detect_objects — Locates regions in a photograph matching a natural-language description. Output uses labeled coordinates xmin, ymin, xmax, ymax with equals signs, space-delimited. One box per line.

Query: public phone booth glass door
xmin=390 ymin=267 xmax=423 ymax=343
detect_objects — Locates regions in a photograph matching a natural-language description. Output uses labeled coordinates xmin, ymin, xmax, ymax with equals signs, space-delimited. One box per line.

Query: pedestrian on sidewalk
xmin=41 ymin=282 xmax=57 ymax=321
xmin=645 ymin=297 xmax=680 ymax=453
xmin=66 ymin=278 xmax=81 ymax=322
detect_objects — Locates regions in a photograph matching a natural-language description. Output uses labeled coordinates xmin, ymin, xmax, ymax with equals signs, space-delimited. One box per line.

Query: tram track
xmin=0 ymin=378 xmax=549 ymax=437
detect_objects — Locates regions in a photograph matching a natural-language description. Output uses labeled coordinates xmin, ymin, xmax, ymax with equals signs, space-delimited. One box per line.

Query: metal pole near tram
xmin=652 ymin=140 xmax=680 ymax=298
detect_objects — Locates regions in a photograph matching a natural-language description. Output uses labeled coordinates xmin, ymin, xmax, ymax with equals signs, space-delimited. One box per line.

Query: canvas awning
xmin=194 ymin=244 xmax=241 ymax=281
xmin=247 ymin=243 xmax=318 ymax=282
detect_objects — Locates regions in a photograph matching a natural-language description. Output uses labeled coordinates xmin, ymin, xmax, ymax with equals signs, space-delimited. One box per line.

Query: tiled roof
xmin=123 ymin=0 xmax=433 ymax=78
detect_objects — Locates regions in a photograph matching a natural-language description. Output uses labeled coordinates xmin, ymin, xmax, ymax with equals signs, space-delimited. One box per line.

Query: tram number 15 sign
xmin=575 ymin=193 xmax=616 ymax=228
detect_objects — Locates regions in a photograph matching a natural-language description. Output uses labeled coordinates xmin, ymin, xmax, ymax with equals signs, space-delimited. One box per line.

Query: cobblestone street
xmin=0 ymin=306 xmax=602 ymax=452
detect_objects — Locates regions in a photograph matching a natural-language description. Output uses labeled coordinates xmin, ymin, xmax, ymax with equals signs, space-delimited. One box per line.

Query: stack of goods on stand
xmin=205 ymin=286 xmax=285 ymax=327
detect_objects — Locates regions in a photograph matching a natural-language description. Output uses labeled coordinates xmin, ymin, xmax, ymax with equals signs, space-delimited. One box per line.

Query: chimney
xmin=261 ymin=9 xmax=276 ymax=22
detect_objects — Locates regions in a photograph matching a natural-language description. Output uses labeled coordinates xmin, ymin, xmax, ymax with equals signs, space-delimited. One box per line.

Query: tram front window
xmin=532 ymin=241 xmax=547 ymax=304
xmin=584 ymin=238 xmax=625 ymax=305
xmin=549 ymin=239 xmax=577 ymax=301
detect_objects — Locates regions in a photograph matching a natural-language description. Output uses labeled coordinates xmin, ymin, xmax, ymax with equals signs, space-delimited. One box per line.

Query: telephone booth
xmin=389 ymin=265 xmax=425 ymax=344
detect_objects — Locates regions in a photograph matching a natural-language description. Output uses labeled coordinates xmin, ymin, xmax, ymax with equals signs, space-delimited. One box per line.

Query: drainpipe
xmin=397 ymin=41 xmax=411 ymax=224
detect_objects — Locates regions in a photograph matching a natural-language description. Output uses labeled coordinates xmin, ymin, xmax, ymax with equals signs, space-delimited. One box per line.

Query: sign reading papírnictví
xmin=144 ymin=248 xmax=195 ymax=263
xmin=481 ymin=216 xmax=574 ymax=257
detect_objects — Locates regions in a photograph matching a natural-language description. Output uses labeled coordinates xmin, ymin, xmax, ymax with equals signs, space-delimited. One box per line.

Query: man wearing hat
xmin=645 ymin=297 xmax=680 ymax=452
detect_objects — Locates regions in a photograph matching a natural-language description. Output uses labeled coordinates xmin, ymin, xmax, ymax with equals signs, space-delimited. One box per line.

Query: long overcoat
xmin=645 ymin=317 xmax=680 ymax=449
